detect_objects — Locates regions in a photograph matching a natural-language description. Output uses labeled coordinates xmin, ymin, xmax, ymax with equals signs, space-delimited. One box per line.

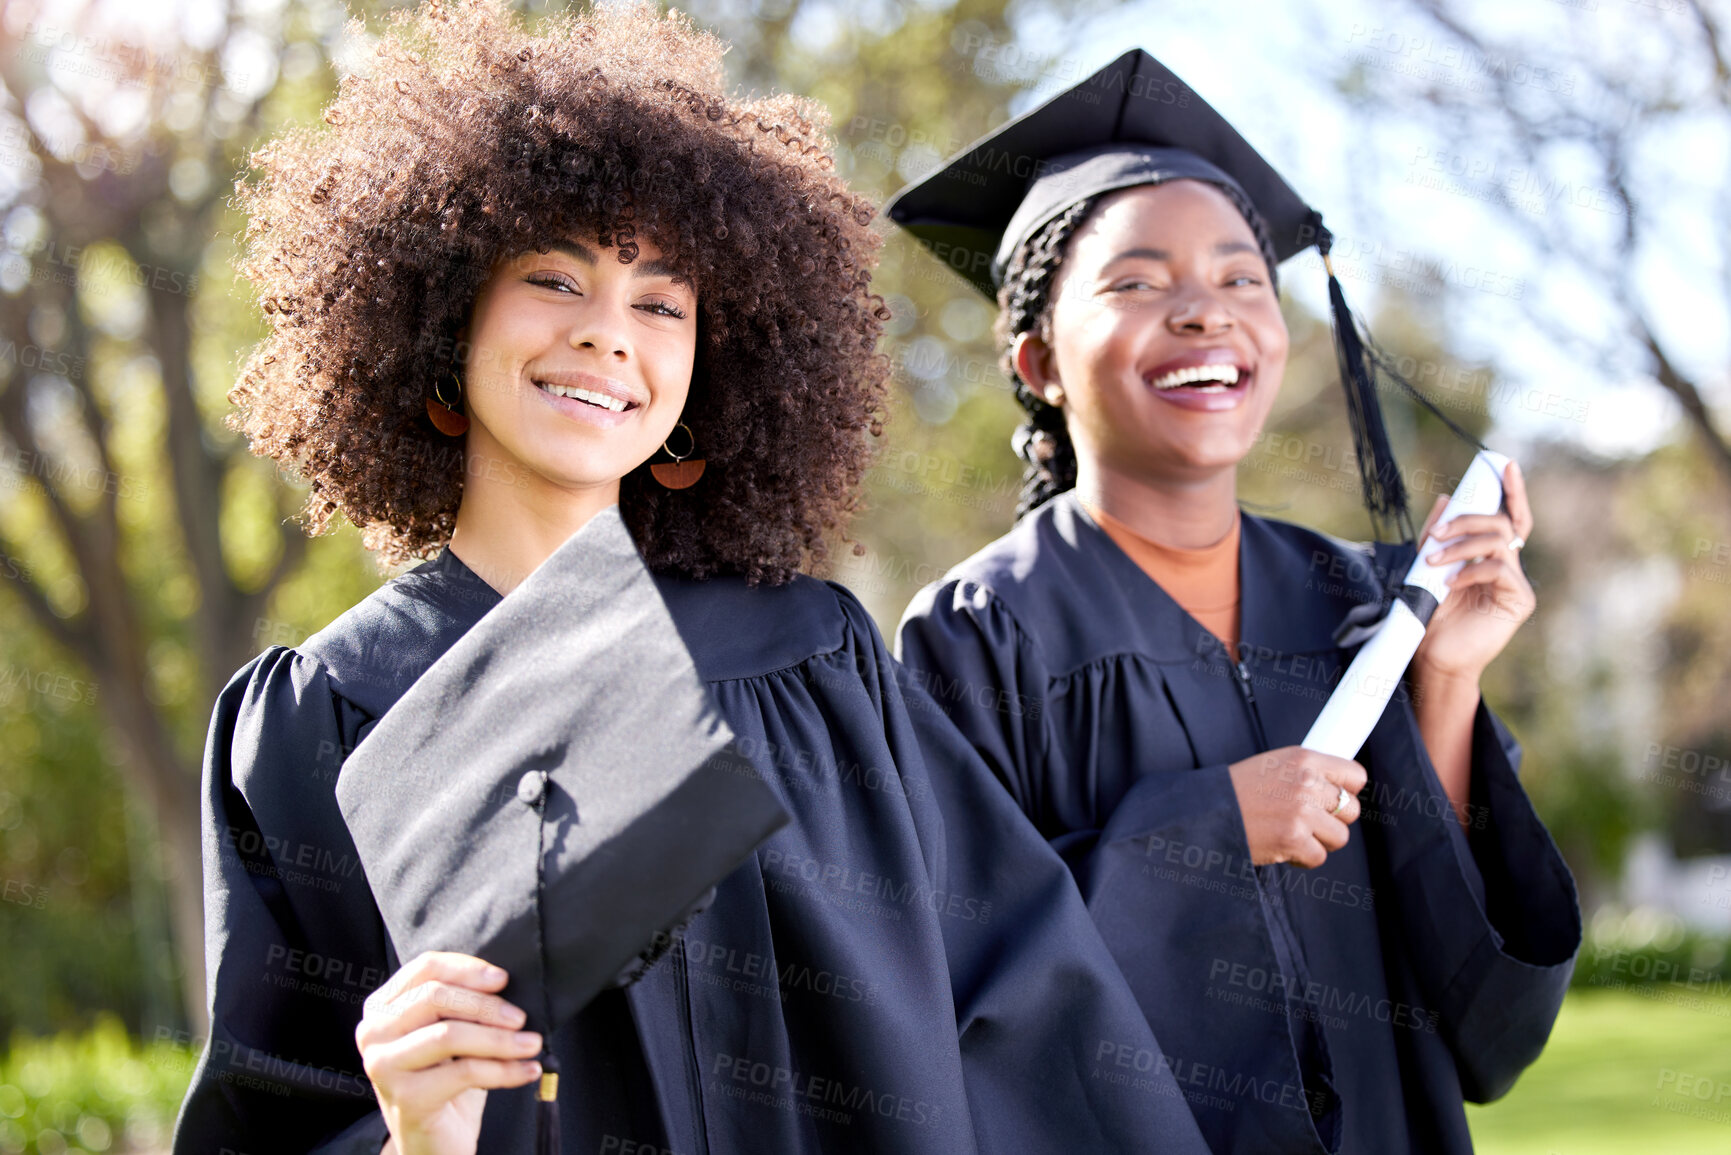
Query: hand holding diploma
xmin=1303 ymin=453 xmax=1536 ymax=763
xmin=1411 ymin=458 xmax=1537 ymax=684
xmin=1229 ymin=747 xmax=1369 ymax=867
xmin=1407 ymin=458 xmax=1536 ymax=824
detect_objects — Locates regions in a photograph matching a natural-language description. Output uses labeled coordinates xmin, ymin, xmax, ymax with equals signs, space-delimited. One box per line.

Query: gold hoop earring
xmin=426 ymin=369 xmax=469 ymax=436
xmin=650 ymin=422 xmax=706 ymax=489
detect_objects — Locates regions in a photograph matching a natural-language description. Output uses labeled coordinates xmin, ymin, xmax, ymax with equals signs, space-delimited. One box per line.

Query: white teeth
xmin=1150 ymin=363 xmax=1242 ymax=390
xmin=540 ymin=381 xmax=627 ymax=411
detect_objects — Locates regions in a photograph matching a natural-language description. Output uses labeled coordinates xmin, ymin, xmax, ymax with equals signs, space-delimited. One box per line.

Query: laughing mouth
xmin=1147 ymin=363 xmax=1245 ymax=393
xmin=535 ymin=379 xmax=636 ymax=413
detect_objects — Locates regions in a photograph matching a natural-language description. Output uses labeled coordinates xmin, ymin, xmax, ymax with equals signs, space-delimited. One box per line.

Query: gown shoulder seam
xmin=240 ymin=640 xmax=380 ymax=726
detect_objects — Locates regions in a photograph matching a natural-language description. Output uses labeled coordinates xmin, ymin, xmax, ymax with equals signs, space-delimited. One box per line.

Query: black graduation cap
xmin=885 ymin=48 xmax=1482 ymax=541
xmin=335 ymin=505 xmax=788 ymax=1153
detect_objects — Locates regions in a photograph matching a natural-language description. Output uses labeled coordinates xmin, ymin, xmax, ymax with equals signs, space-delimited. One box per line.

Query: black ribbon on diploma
xmin=1331 ymin=583 xmax=1442 ymax=650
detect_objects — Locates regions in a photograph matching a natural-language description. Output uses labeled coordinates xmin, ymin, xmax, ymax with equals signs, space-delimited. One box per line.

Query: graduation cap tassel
xmin=1359 ymin=327 xmax=1489 ymax=455
xmin=536 ymin=1056 xmax=561 ymax=1155
xmin=530 ymin=772 xmax=562 ymax=1155
xmin=1316 ymin=224 xmax=1413 ymax=543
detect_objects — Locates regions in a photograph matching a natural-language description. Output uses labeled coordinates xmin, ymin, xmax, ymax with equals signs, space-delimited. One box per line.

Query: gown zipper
xmin=1233 ymin=658 xmax=1271 ymax=751
xmin=671 ymin=936 xmax=711 ymax=1155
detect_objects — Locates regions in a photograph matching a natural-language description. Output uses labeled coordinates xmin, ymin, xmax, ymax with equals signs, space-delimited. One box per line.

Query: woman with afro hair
xmin=173 ymin=5 xmax=1211 ymax=1155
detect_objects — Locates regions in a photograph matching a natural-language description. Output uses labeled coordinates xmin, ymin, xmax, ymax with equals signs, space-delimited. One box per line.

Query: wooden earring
xmin=650 ymin=422 xmax=705 ymax=489
xmin=426 ymin=370 xmax=470 ymax=436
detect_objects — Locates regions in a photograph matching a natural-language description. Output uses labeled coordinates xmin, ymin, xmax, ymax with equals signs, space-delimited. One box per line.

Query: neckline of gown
xmin=425 ymin=544 xmax=855 ymax=685
xmin=422 ymin=544 xmax=506 ymax=604
xmin=1056 ymin=491 xmax=1352 ymax=660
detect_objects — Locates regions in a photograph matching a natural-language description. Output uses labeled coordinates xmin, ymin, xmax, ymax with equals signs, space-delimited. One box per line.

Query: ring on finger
xmin=1330 ymin=786 xmax=1351 ymax=817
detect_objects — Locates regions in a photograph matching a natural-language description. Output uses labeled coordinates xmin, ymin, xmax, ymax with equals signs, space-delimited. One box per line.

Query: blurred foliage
xmin=1571 ymin=905 xmax=1730 ymax=992
xmin=0 ymin=0 xmax=412 ymax=1035
xmin=0 ymin=593 xmax=157 ymax=1041
xmin=1518 ymin=738 xmax=1652 ymax=906
xmin=0 ymin=1015 xmax=191 ymax=1154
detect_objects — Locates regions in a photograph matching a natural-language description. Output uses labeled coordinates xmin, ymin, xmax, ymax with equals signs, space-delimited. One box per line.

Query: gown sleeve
xmin=896 ymin=580 xmax=1245 ymax=880
xmin=1354 ymin=537 xmax=1581 ymax=1101
xmin=1370 ymin=690 xmax=1581 ymax=1102
xmin=845 ymin=588 xmax=1212 ymax=1154
xmin=173 ymin=647 xmax=391 ymax=1155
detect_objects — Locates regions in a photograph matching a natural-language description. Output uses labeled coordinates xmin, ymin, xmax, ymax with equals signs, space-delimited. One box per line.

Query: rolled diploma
xmin=1301 ymin=449 xmax=1512 ymax=759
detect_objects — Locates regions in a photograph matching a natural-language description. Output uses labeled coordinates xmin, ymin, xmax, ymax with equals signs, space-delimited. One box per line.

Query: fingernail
xmin=517 ymin=1031 xmax=542 ymax=1048
xmin=1427 ymin=551 xmax=1444 ymax=564
xmin=503 ymin=1004 xmax=527 ymax=1026
xmin=1435 ymin=521 xmax=1452 ymax=537
xmin=484 ymin=965 xmax=508 ymax=982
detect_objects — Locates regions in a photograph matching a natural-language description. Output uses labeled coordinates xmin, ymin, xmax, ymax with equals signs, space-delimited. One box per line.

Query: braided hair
xmin=995 ymin=179 xmax=1282 ymax=518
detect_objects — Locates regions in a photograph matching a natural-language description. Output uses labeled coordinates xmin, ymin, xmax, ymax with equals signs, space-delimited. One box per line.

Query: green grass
xmin=2 ymin=988 xmax=1728 ymax=1152
xmin=1468 ymin=986 xmax=1731 ymax=1154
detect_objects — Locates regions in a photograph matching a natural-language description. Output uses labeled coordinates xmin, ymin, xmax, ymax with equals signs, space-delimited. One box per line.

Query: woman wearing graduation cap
xmin=891 ymin=50 xmax=1581 ymax=1155
xmin=175 ymin=7 xmax=1213 ymax=1155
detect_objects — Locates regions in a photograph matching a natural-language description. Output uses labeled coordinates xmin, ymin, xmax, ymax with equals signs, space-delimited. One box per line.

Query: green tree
xmin=0 ymin=0 xmax=388 ymax=1032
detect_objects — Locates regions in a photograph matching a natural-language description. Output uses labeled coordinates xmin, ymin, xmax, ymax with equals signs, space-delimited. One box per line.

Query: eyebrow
xmin=541 ymin=239 xmax=690 ymax=285
xmin=1103 ymin=241 xmax=1262 ymax=265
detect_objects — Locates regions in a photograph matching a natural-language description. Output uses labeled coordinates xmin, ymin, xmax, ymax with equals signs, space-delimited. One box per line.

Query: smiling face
xmin=1016 ymin=180 xmax=1289 ymax=486
xmin=459 ymin=234 xmax=698 ymax=498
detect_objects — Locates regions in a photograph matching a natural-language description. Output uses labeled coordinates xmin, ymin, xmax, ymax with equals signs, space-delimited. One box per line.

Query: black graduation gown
xmin=174 ymin=544 xmax=1211 ymax=1154
xmin=895 ymin=491 xmax=1581 ymax=1155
